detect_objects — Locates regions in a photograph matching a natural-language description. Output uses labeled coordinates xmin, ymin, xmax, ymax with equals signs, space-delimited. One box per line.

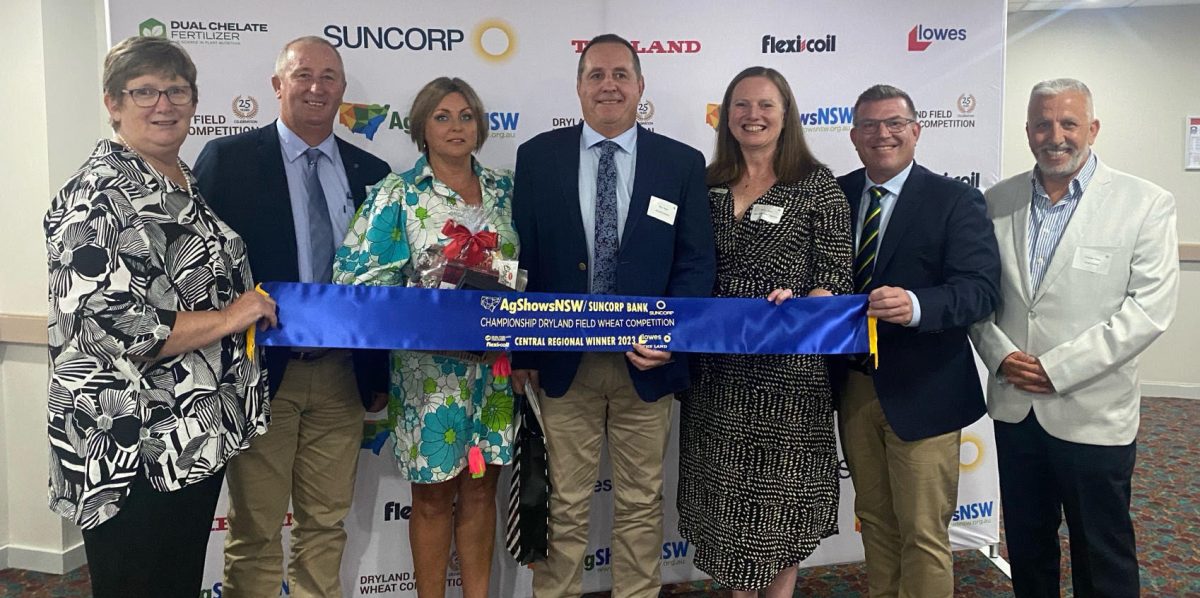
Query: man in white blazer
xmin=971 ymin=78 xmax=1178 ymax=598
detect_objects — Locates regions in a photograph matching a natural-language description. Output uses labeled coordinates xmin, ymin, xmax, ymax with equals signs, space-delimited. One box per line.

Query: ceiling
xmin=1009 ymin=0 xmax=1200 ymax=10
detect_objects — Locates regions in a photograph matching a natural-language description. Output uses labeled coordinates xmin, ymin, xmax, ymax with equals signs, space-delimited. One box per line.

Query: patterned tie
xmin=303 ymin=148 xmax=335 ymax=283
xmin=592 ymin=140 xmax=620 ymax=294
xmin=853 ymin=186 xmax=887 ymax=293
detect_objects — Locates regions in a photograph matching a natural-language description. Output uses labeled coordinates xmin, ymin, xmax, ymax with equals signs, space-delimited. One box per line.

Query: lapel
xmin=846 ymin=170 xmax=865 ymax=232
xmin=1032 ymin=160 xmax=1110 ymax=304
xmin=556 ymin=125 xmax=586 ymax=244
xmin=335 ymin=137 xmax=369 ymax=204
xmin=622 ymin=125 xmax=654 ymax=246
xmin=1009 ymin=172 xmax=1034 ymax=303
xmin=256 ymin=123 xmax=297 ymax=233
xmin=873 ymin=163 xmax=925 ymax=277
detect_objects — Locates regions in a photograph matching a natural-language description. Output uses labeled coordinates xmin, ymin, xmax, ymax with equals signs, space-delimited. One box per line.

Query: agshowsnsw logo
xmin=570 ymin=39 xmax=701 ymax=54
xmin=761 ymin=33 xmax=837 ymax=54
xmin=908 ymin=24 xmax=968 ymax=51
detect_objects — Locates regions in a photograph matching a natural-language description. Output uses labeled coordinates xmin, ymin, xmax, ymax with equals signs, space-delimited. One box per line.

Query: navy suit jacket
xmin=835 ymin=163 xmax=1000 ymax=440
xmin=511 ymin=124 xmax=716 ymax=401
xmin=193 ymin=122 xmax=392 ymax=406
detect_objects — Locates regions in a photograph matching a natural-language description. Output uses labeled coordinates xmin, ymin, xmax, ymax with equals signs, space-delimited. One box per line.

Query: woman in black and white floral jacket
xmin=43 ymin=36 xmax=277 ymax=598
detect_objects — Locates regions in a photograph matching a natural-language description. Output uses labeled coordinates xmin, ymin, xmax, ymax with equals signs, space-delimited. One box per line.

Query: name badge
xmin=750 ymin=204 xmax=784 ymax=224
xmin=1072 ymin=246 xmax=1113 ymax=275
xmin=647 ymin=195 xmax=678 ymax=225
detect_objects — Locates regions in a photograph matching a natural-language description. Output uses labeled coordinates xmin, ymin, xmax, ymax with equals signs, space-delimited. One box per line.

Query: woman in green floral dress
xmin=332 ymin=77 xmax=517 ymax=598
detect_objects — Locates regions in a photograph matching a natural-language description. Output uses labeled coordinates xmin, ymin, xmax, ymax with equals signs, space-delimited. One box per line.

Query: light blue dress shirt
xmin=276 ymin=120 xmax=356 ymax=282
xmin=578 ymin=123 xmax=638 ymax=292
xmin=1028 ymin=151 xmax=1097 ymax=292
xmin=855 ymin=160 xmax=922 ymax=327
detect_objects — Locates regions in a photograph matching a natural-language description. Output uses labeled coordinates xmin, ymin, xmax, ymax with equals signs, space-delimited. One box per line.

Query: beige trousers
xmin=223 ymin=351 xmax=365 ymax=598
xmin=838 ymin=371 xmax=961 ymax=598
xmin=531 ymin=353 xmax=673 ymax=598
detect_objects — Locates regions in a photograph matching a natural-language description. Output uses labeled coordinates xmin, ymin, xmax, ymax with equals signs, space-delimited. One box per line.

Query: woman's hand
xmin=223 ymin=290 xmax=278 ymax=334
xmin=807 ymin=288 xmax=832 ymax=298
xmin=766 ymin=288 xmax=794 ymax=305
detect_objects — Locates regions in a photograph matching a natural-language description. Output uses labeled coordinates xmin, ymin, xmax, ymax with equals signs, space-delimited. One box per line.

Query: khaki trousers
xmin=838 ymin=371 xmax=960 ymax=598
xmin=223 ymin=351 xmax=365 ymax=598
xmin=532 ymin=353 xmax=673 ymax=598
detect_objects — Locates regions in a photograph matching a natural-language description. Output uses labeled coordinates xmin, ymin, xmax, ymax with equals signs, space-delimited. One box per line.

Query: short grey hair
xmin=1030 ymin=78 xmax=1094 ymax=119
xmin=274 ymin=36 xmax=344 ymax=79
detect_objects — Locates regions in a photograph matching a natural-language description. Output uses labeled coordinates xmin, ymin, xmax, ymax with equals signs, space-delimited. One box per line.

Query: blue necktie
xmin=853 ymin=186 xmax=887 ymax=293
xmin=592 ymin=140 xmax=620 ymax=294
xmin=303 ymin=148 xmax=334 ymax=283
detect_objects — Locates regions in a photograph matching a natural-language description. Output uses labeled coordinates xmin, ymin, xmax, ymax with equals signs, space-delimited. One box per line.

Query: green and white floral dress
xmin=333 ymin=155 xmax=518 ymax=483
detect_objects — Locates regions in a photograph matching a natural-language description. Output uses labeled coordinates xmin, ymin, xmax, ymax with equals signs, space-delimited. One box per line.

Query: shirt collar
xmin=276 ymin=119 xmax=337 ymax=164
xmin=867 ymin=160 xmax=915 ymax=198
xmin=1031 ymin=151 xmax=1097 ymax=202
xmin=411 ymin=153 xmax=494 ymax=187
xmin=580 ymin=122 xmax=638 ymax=154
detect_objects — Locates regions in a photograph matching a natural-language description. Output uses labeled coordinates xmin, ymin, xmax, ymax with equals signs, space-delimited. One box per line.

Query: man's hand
xmin=867 ymin=286 xmax=913 ymax=325
xmin=366 ymin=391 xmax=389 ymax=413
xmin=512 ymin=369 xmax=540 ymax=396
xmin=1000 ymin=351 xmax=1055 ymax=394
xmin=766 ymin=288 xmax=794 ymax=304
xmin=626 ymin=344 xmax=673 ymax=371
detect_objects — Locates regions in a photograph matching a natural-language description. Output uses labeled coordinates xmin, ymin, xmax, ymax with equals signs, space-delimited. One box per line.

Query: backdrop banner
xmin=104 ymin=1 xmax=1006 ymax=595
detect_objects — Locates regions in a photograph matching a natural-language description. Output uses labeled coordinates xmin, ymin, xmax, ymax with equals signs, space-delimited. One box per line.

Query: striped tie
xmin=853 ymin=186 xmax=886 ymax=293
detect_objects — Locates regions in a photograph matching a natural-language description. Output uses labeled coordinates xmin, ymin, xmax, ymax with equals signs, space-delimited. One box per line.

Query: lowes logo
xmin=908 ymin=25 xmax=968 ymax=51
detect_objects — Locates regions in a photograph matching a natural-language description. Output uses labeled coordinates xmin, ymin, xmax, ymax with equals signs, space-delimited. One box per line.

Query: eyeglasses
xmin=856 ymin=117 xmax=916 ymax=134
xmin=122 ymin=86 xmax=194 ymax=108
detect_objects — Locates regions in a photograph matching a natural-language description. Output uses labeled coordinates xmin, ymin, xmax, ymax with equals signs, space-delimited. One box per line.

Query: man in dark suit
xmin=510 ymin=34 xmax=715 ymax=598
xmin=835 ymin=84 xmax=1000 ymax=598
xmin=193 ymin=36 xmax=390 ymax=598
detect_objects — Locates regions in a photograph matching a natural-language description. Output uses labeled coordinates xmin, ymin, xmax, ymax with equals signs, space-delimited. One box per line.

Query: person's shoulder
xmin=202 ymin=124 xmax=270 ymax=153
xmin=1099 ymin=161 xmax=1171 ymax=199
xmin=336 ymin=135 xmax=388 ymax=170
xmin=639 ymin=127 xmax=702 ymax=161
xmin=912 ymin=164 xmax=980 ymax=199
xmin=835 ymin=166 xmax=865 ymax=188
xmin=985 ymin=169 xmax=1034 ymax=200
xmin=519 ymin=125 xmax=578 ymax=153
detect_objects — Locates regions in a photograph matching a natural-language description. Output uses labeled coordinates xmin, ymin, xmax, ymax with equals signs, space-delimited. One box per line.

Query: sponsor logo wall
xmin=108 ymin=1 xmax=1005 ymax=595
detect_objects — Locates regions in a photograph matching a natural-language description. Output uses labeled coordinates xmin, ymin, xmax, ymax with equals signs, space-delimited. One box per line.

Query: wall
xmin=1005 ymin=5 xmax=1200 ymax=396
xmin=0 ymin=0 xmax=105 ymax=573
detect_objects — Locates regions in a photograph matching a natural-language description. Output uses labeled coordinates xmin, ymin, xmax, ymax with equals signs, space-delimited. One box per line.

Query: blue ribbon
xmin=257 ymin=282 xmax=870 ymax=355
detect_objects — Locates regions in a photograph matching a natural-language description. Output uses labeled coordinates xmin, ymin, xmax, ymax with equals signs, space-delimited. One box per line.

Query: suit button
xmin=1029 ymin=311 xmax=1036 ymax=319
xmin=578 ymin=262 xmax=587 ymax=271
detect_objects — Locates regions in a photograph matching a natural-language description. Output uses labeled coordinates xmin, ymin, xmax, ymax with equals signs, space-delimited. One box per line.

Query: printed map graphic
xmin=339 ymin=102 xmax=390 ymax=140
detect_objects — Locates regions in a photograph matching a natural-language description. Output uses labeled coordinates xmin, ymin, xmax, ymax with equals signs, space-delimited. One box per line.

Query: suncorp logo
xmin=800 ymin=105 xmax=854 ymax=132
xmin=761 ymin=33 xmax=837 ymax=54
xmin=908 ymin=24 xmax=968 ymax=51
xmin=325 ymin=24 xmax=465 ymax=51
xmin=571 ymin=39 xmax=701 ymax=54
xmin=473 ymin=19 xmax=517 ymax=62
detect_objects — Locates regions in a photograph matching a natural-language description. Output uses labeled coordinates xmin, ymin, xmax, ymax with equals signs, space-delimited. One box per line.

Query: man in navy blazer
xmin=834 ymin=84 xmax=999 ymax=598
xmin=193 ymin=37 xmax=390 ymax=597
xmin=510 ymin=34 xmax=715 ymax=598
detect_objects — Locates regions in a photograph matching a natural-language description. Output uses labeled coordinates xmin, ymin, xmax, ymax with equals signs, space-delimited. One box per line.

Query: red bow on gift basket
xmin=441 ymin=219 xmax=498 ymax=267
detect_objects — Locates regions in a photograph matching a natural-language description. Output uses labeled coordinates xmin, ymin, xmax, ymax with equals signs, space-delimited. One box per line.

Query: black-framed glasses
xmin=122 ymin=86 xmax=193 ymax=107
xmin=856 ymin=117 xmax=917 ymax=134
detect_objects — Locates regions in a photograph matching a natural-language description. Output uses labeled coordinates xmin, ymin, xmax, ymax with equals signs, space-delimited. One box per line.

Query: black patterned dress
xmin=677 ymin=166 xmax=853 ymax=590
xmin=44 ymin=140 xmax=269 ymax=529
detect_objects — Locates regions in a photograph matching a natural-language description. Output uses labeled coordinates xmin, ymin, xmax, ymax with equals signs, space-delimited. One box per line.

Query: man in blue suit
xmin=510 ymin=34 xmax=715 ymax=598
xmin=193 ymin=36 xmax=390 ymax=597
xmin=835 ymin=84 xmax=1000 ymax=598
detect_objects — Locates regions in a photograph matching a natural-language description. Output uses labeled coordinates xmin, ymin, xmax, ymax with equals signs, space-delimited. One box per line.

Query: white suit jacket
xmin=970 ymin=158 xmax=1178 ymax=446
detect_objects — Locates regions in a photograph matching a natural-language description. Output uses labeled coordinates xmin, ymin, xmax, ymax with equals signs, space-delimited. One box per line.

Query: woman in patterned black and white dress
xmin=677 ymin=67 xmax=853 ymax=596
xmin=43 ymin=37 xmax=277 ymax=598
